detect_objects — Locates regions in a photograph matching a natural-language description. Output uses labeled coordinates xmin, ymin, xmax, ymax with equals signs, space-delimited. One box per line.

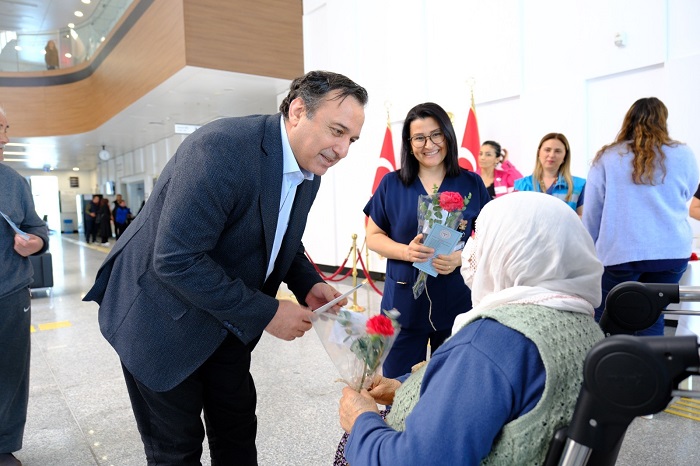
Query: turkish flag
xmin=371 ymin=123 xmax=396 ymax=194
xmin=458 ymin=105 xmax=480 ymax=172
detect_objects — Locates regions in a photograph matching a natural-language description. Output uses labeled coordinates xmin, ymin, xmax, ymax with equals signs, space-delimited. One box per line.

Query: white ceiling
xmin=0 ymin=0 xmax=292 ymax=172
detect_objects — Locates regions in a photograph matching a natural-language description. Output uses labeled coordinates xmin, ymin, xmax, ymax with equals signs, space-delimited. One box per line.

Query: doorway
xmin=29 ymin=176 xmax=61 ymax=233
xmin=126 ymin=181 xmax=145 ymax=216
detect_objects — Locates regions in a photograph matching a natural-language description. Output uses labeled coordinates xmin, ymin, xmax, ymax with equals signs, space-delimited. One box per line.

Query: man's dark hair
xmin=279 ymin=70 xmax=368 ymax=119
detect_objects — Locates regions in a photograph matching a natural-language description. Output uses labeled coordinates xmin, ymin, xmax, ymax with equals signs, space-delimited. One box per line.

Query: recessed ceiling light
xmin=82 ymin=0 xmax=91 ymax=4
xmin=6 ymin=142 xmax=55 ymax=148
xmin=65 ymin=53 xmax=72 ymax=58
xmin=74 ymin=11 xmax=84 ymax=17
xmin=73 ymin=167 xmax=80 ymax=171
xmin=68 ymin=23 xmax=75 ymax=29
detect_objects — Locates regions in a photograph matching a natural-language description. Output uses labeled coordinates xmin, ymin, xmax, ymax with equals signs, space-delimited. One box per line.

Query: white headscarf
xmin=452 ymin=191 xmax=603 ymax=334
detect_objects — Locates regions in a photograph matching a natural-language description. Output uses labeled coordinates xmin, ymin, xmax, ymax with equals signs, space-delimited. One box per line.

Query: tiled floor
xmin=16 ymin=233 xmax=700 ymax=465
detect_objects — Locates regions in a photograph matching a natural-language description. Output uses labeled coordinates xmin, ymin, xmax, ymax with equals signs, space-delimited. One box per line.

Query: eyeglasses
xmin=409 ymin=131 xmax=445 ymax=148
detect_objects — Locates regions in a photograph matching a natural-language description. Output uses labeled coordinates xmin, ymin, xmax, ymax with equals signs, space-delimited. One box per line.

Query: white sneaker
xmin=101 ymin=242 xmax=110 ymax=246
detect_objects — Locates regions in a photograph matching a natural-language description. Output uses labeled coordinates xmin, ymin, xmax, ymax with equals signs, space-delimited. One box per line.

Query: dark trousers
xmin=0 ymin=287 xmax=31 ymax=453
xmin=115 ymin=222 xmax=128 ymax=239
xmin=595 ymin=263 xmax=688 ymax=336
xmin=381 ymin=326 xmax=450 ymax=378
xmin=122 ymin=334 xmax=259 ymax=466
xmin=84 ymin=217 xmax=97 ymax=243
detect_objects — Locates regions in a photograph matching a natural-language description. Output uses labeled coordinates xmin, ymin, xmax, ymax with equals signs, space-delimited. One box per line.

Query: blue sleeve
xmin=577 ymin=183 xmax=585 ymax=208
xmin=514 ymin=176 xmax=532 ymax=192
xmin=18 ymin=176 xmax=49 ymax=254
xmin=345 ymin=320 xmax=545 ymax=466
xmin=364 ymin=174 xmax=393 ymax=234
xmin=582 ymin=162 xmax=604 ymax=243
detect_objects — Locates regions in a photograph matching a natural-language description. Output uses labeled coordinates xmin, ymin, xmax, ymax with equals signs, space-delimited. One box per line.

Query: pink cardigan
xmin=477 ymin=160 xmax=523 ymax=198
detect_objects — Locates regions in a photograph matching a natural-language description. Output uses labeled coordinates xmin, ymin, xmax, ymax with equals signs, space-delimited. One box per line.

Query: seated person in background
xmin=690 ymin=184 xmax=700 ymax=221
xmin=477 ymin=140 xmax=522 ymax=199
xmin=338 ymin=191 xmax=604 ymax=466
xmin=514 ymin=133 xmax=585 ymax=214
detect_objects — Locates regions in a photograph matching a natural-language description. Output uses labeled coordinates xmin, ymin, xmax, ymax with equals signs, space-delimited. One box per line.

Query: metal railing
xmin=0 ymin=0 xmax=133 ymax=72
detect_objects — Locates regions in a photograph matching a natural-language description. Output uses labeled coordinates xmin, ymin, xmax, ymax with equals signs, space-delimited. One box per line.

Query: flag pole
xmin=466 ymin=76 xmax=476 ymax=109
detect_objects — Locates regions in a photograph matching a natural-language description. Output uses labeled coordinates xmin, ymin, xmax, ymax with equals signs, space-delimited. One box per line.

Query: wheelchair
xmin=544 ymin=282 xmax=700 ymax=466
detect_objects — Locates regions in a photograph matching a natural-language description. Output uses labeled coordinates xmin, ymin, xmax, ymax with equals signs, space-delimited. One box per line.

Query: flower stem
xmin=358 ymin=361 xmax=368 ymax=392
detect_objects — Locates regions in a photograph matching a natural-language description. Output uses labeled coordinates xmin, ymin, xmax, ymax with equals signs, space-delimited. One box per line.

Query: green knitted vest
xmin=385 ymin=304 xmax=604 ymax=465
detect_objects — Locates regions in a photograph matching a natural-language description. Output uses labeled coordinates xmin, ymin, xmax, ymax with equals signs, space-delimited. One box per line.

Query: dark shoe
xmin=0 ymin=453 xmax=21 ymax=466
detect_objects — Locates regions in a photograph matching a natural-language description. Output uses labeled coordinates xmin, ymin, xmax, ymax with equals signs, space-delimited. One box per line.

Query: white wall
xmin=17 ymin=168 xmax=97 ymax=231
xmin=91 ymin=0 xmax=700 ymax=273
xmin=300 ymin=0 xmax=700 ymax=273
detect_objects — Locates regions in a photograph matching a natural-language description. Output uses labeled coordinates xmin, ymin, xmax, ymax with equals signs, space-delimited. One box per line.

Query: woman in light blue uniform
xmin=514 ymin=133 xmax=585 ymax=214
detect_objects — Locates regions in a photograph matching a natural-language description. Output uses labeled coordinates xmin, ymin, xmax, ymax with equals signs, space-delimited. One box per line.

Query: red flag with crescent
xmin=458 ymin=105 xmax=480 ymax=172
xmin=371 ymin=122 xmax=396 ymax=194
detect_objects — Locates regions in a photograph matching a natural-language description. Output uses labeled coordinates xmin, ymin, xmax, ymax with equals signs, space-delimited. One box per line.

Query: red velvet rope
xmin=357 ymin=252 xmax=384 ymax=296
xmin=305 ymin=239 xmax=384 ymax=295
xmin=304 ymin=250 xmax=353 ymax=282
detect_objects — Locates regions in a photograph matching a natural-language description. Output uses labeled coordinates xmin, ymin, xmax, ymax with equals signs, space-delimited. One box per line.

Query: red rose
xmin=439 ymin=191 xmax=464 ymax=212
xmin=691 ymin=252 xmax=698 ymax=261
xmin=366 ymin=315 xmax=395 ymax=336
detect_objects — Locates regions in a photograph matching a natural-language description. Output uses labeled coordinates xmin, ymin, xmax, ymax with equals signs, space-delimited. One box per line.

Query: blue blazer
xmin=84 ymin=114 xmax=323 ymax=391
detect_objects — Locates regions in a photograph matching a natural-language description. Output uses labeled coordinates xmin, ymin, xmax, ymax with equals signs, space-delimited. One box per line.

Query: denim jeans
xmin=595 ymin=263 xmax=688 ymax=336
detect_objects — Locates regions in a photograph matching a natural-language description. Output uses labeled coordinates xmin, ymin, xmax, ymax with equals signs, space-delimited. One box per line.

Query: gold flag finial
xmin=466 ymin=77 xmax=476 ymax=108
xmin=384 ymin=101 xmax=392 ymax=125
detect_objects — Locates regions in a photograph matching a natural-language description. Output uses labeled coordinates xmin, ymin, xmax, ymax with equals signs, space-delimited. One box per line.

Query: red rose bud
xmin=439 ymin=191 xmax=464 ymax=212
xmin=366 ymin=315 xmax=395 ymax=336
xmin=691 ymin=252 xmax=698 ymax=261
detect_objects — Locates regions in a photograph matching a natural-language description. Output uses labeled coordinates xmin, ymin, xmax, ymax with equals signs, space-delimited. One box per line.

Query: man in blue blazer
xmin=84 ymin=71 xmax=368 ymax=465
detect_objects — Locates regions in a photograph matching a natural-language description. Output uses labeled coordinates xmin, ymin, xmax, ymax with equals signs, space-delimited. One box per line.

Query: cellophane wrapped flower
xmin=312 ymin=308 xmax=400 ymax=391
xmin=413 ymin=186 xmax=472 ymax=299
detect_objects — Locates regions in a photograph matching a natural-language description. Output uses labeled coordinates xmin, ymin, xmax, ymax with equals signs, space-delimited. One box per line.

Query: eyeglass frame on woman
xmin=409 ymin=130 xmax=445 ymax=148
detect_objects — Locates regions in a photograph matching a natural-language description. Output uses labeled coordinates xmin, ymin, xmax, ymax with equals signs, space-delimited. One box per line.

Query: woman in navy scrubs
xmin=364 ymin=102 xmax=490 ymax=378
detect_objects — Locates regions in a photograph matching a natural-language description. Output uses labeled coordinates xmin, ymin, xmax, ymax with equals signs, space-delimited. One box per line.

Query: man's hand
xmin=264 ymin=300 xmax=314 ymax=341
xmin=305 ymin=282 xmax=346 ymax=311
xmin=14 ymin=233 xmax=44 ymax=257
xmin=339 ymin=386 xmax=380 ymax=433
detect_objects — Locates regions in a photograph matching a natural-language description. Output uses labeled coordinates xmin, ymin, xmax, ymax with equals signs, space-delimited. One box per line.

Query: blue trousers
xmin=595 ymin=263 xmax=687 ymax=336
xmin=0 ymin=287 xmax=31 ymax=453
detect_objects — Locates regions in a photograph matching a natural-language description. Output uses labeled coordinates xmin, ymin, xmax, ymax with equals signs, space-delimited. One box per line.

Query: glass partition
xmin=0 ymin=0 xmax=133 ymax=72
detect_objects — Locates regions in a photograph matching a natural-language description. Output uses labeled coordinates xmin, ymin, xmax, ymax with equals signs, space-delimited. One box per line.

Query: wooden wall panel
xmin=0 ymin=0 xmax=185 ymax=137
xmin=0 ymin=0 xmax=302 ymax=138
xmin=182 ymin=0 xmax=303 ymax=79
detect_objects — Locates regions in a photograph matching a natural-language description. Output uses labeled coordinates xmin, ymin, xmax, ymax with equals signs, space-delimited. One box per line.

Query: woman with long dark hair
xmin=363 ymin=102 xmax=490 ymax=378
xmin=583 ymin=97 xmax=698 ymax=335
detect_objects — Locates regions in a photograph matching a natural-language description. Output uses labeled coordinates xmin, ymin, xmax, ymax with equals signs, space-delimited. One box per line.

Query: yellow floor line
xmin=664 ymin=408 xmax=700 ymax=421
xmin=31 ymin=321 xmax=72 ymax=333
xmin=670 ymin=404 xmax=700 ymax=416
xmin=675 ymin=401 xmax=700 ymax=413
xmin=665 ymin=397 xmax=700 ymax=421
